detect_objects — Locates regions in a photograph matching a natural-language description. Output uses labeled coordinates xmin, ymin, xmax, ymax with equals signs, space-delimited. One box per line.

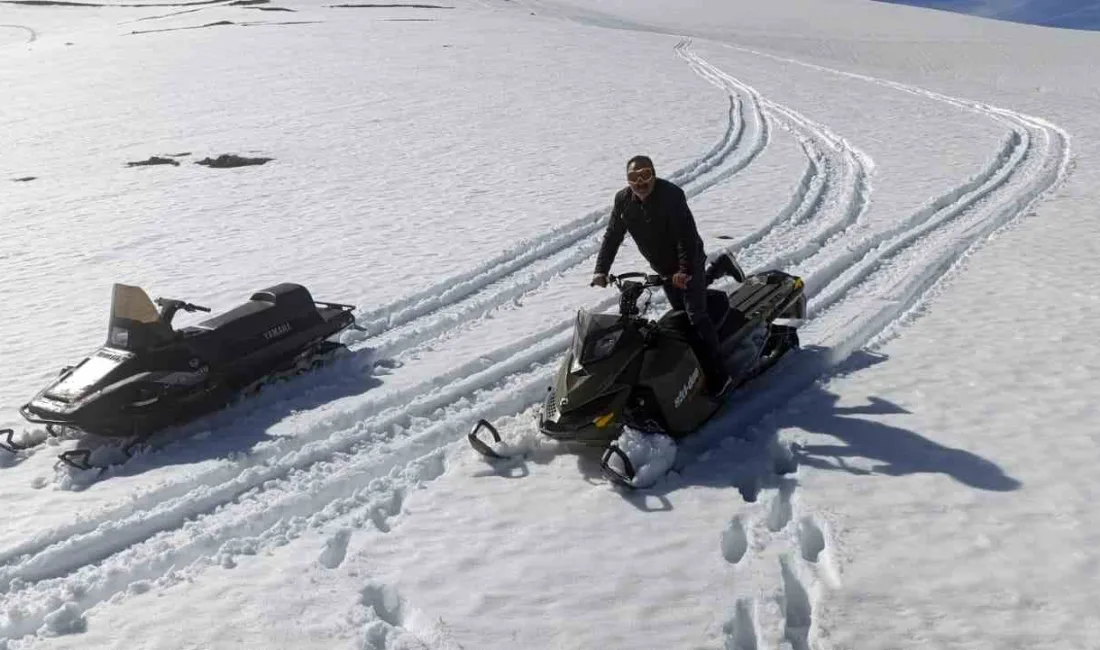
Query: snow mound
xmin=610 ymin=427 xmax=678 ymax=488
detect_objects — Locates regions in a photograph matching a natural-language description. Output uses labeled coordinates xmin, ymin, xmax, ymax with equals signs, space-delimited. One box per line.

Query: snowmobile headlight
xmin=582 ymin=329 xmax=624 ymax=365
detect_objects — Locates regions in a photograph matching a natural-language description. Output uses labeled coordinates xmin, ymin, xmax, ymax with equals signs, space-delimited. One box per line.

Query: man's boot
xmin=704 ymin=252 xmax=746 ymax=285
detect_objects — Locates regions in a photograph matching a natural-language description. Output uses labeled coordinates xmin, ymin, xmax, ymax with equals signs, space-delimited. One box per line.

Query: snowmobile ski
xmin=467 ymin=419 xmax=509 ymax=460
xmin=0 ymin=429 xmax=19 ymax=454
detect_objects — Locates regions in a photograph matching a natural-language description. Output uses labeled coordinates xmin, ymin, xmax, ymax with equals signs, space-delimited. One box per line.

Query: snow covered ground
xmin=1 ymin=0 xmax=1098 ymax=648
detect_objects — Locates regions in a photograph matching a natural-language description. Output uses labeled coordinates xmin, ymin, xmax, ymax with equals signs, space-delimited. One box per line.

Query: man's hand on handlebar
xmin=590 ymin=273 xmax=609 ymax=288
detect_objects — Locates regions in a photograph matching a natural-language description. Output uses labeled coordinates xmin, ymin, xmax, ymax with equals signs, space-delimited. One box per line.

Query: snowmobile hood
xmin=44 ymin=348 xmax=136 ymax=403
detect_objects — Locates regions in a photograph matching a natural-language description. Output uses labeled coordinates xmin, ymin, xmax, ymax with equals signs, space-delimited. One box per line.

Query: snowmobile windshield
xmin=47 ymin=349 xmax=132 ymax=402
xmin=570 ymin=309 xmax=624 ymax=367
xmin=108 ymin=284 xmax=174 ymax=351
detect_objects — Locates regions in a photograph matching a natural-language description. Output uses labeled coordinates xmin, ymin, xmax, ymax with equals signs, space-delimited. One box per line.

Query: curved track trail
xmin=0 ymin=30 xmax=1070 ymax=647
xmin=675 ymin=41 xmax=1070 ymax=650
xmin=0 ymin=41 xmax=807 ymax=643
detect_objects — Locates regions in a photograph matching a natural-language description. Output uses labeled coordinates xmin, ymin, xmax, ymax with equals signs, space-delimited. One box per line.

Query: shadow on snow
xmin=577 ymin=346 xmax=1021 ymax=510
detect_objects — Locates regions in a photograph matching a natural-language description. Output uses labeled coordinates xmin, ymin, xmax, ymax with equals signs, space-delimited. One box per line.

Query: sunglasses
xmin=627 ymin=168 xmax=654 ymax=184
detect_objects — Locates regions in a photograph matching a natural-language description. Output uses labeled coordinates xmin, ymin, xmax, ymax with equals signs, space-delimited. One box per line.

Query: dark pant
xmin=663 ymin=261 xmax=728 ymax=391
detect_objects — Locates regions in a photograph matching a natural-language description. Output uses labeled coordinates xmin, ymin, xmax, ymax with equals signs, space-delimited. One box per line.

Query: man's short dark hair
xmin=627 ymin=155 xmax=654 ymax=170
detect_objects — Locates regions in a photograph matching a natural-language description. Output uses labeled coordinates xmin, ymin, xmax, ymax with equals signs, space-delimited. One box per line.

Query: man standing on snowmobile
xmin=591 ymin=155 xmax=731 ymax=396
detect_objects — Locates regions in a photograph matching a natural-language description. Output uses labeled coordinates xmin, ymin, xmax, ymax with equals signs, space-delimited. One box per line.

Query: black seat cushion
xmin=194 ymin=284 xmax=316 ymax=340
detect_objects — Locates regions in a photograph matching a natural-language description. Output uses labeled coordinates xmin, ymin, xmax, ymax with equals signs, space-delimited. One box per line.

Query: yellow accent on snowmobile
xmin=593 ymin=412 xmax=616 ymax=428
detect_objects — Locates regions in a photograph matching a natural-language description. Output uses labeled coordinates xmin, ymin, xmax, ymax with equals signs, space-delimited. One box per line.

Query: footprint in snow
xmin=766 ymin=478 xmax=796 ymax=532
xmin=318 ymin=528 xmax=352 ymax=569
xmin=797 ymin=516 xmax=826 ymax=564
xmin=780 ymin=557 xmax=813 ymax=650
xmin=360 ymin=582 xmax=462 ymax=650
xmin=722 ymin=598 xmax=758 ymax=650
xmin=721 ymin=515 xmax=749 ymax=565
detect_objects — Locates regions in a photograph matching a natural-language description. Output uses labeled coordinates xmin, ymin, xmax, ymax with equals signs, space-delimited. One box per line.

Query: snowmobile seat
xmin=192 ymin=301 xmax=274 ymax=333
xmin=249 ymin=283 xmax=315 ymax=312
xmin=658 ymin=294 xmax=748 ymax=351
xmin=192 ymin=284 xmax=318 ymax=339
xmin=656 ymin=291 xmax=731 ymax=332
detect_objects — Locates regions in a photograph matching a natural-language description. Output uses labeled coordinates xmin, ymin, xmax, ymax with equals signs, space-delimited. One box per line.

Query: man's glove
xmin=671 ymin=272 xmax=691 ymax=290
xmin=590 ymin=273 xmax=609 ymax=288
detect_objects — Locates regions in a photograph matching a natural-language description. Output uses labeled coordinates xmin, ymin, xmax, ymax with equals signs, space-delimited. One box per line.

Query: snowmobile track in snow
xmin=351 ymin=47 xmax=764 ymax=362
xmin=0 ymin=38 xmax=1070 ymax=645
xmin=0 ymin=40 xmax=869 ymax=643
xmin=0 ymin=43 xmax=811 ymax=644
xmin=678 ymin=41 xmax=1069 ymax=650
xmin=0 ymin=24 xmax=37 ymax=42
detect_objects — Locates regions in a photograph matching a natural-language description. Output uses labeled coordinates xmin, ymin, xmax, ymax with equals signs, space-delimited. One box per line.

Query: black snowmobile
xmin=468 ymin=253 xmax=805 ymax=487
xmin=5 ymin=282 xmax=357 ymax=469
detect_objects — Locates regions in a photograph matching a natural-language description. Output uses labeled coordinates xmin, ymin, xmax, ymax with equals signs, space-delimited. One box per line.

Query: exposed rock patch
xmin=329 ymin=3 xmax=453 ymax=8
xmin=127 ymin=156 xmax=180 ymax=167
xmin=196 ymin=154 xmax=273 ymax=168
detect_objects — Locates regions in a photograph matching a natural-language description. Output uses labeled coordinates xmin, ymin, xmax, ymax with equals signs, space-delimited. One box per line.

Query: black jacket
xmin=594 ymin=178 xmax=705 ymax=276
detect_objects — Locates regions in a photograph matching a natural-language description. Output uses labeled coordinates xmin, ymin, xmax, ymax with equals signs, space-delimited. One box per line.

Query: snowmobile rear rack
xmin=314 ymin=300 xmax=356 ymax=311
xmin=468 ymin=419 xmax=508 ymax=459
xmin=600 ymin=444 xmax=638 ymax=489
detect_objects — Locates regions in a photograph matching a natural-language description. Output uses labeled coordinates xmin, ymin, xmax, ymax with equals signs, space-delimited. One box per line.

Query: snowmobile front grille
xmin=543 ymin=387 xmax=558 ymax=420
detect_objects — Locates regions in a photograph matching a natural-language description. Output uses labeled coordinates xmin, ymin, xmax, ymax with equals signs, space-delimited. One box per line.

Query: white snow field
xmin=1 ymin=0 xmax=1098 ymax=647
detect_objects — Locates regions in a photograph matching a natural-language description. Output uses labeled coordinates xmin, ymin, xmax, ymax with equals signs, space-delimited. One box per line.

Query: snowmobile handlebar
xmin=608 ymin=272 xmax=667 ymax=318
xmin=154 ymin=297 xmax=211 ymax=313
xmin=608 ymin=272 xmax=666 ymax=289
